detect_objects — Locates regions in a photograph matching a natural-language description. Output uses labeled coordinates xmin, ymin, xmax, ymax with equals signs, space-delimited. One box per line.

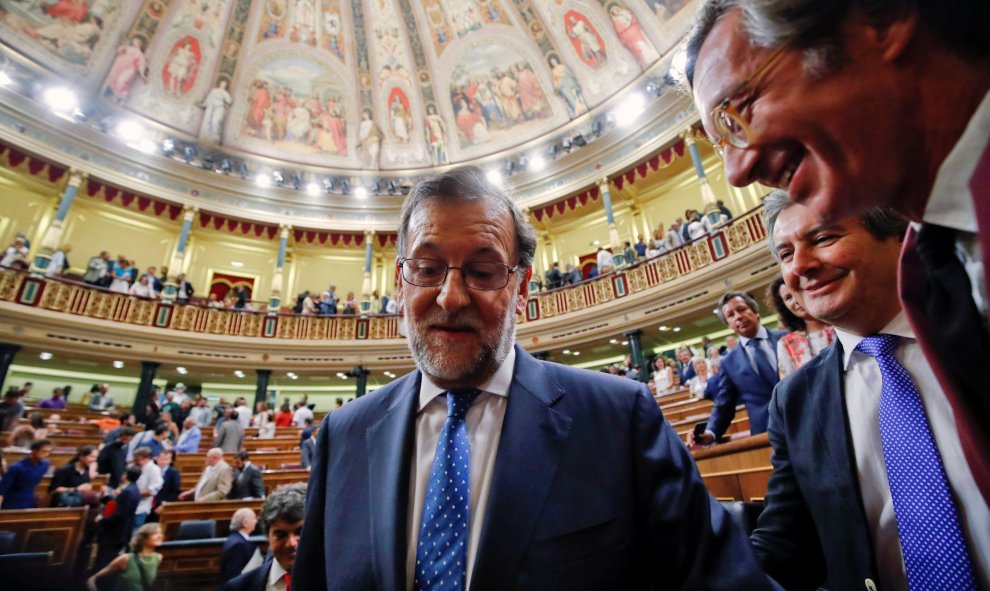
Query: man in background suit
xmin=224 ymin=484 xmax=305 ymax=591
xmin=294 ymin=167 xmax=777 ymax=591
xmin=229 ymin=451 xmax=265 ymax=500
xmin=686 ymin=0 xmax=990 ymax=500
xmin=754 ymin=193 xmax=990 ymax=589
xmin=215 ymin=407 xmax=244 ymax=453
xmin=221 ymin=508 xmax=259 ymax=585
xmin=178 ymin=448 xmax=233 ymax=501
xmin=93 ymin=465 xmax=141 ymax=574
xmin=690 ymin=291 xmax=786 ymax=447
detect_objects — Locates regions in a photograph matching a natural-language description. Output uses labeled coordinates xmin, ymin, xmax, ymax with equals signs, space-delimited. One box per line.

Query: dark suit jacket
xmin=220 ymin=533 xmax=258 ymax=584
xmin=98 ymin=482 xmax=140 ymax=547
xmin=154 ymin=466 xmax=181 ymax=510
xmin=705 ymin=330 xmax=788 ymax=438
xmin=222 ymin=555 xmax=272 ymax=591
xmin=294 ymin=344 xmax=778 ymax=591
xmin=229 ymin=464 xmax=265 ymax=500
xmin=751 ymin=342 xmax=879 ymax=590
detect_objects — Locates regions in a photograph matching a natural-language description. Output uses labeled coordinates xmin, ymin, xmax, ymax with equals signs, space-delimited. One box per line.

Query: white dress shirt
xmin=235 ymin=405 xmax=252 ymax=429
xmin=923 ymin=89 xmax=990 ymax=318
xmin=405 ymin=347 xmax=515 ymax=591
xmin=266 ymin=557 xmax=289 ymax=591
xmin=835 ymin=311 xmax=990 ymax=591
xmin=135 ymin=461 xmax=163 ymax=516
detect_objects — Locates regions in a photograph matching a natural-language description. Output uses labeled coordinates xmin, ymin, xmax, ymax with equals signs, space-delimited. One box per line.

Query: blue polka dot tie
xmin=856 ymin=335 xmax=977 ymax=591
xmin=414 ymin=389 xmax=481 ymax=591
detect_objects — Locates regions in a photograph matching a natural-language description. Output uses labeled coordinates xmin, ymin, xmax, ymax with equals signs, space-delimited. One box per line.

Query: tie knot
xmin=446 ymin=389 xmax=480 ymax=419
xmin=855 ymin=334 xmax=901 ymax=358
xmin=746 ymin=337 xmax=763 ymax=348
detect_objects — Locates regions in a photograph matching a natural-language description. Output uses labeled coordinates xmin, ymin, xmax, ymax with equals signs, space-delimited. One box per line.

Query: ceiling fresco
xmin=0 ymin=0 xmax=694 ymax=173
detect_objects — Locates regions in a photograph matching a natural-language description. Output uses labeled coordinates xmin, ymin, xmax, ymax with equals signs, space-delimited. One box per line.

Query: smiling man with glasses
xmin=293 ymin=166 xmax=780 ymax=591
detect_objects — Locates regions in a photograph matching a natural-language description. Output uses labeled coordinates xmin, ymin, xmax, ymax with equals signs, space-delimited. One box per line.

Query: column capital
xmin=623 ymin=328 xmax=643 ymax=339
xmin=364 ymin=228 xmax=376 ymax=237
xmin=598 ymin=177 xmax=611 ymax=191
xmin=682 ymin=132 xmax=697 ymax=147
xmin=181 ymin=204 xmax=199 ymax=214
xmin=279 ymin=224 xmax=292 ymax=239
xmin=66 ymin=168 xmax=88 ymax=187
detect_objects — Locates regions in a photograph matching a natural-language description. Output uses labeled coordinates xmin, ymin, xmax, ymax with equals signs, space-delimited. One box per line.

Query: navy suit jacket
xmin=223 ymin=555 xmax=272 ymax=591
xmin=99 ymin=482 xmax=140 ymax=546
xmin=706 ymin=330 xmax=787 ymax=438
xmin=229 ymin=464 xmax=265 ymax=500
xmin=294 ymin=345 xmax=778 ymax=591
xmin=750 ymin=342 xmax=878 ymax=590
xmin=220 ymin=533 xmax=258 ymax=584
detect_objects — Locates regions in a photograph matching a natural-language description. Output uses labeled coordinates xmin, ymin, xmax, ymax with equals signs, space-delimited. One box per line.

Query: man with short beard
xmin=294 ymin=166 xmax=777 ymax=591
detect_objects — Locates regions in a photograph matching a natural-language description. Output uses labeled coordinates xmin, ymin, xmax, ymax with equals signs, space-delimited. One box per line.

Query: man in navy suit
xmin=220 ymin=508 xmax=259 ymax=585
xmin=293 ymin=167 xmax=778 ymax=591
xmin=753 ymin=193 xmax=990 ymax=589
xmin=690 ymin=292 xmax=786 ymax=447
xmin=229 ymin=451 xmax=266 ymax=500
xmin=224 ymin=484 xmax=305 ymax=591
xmin=93 ymin=465 xmax=142 ymax=575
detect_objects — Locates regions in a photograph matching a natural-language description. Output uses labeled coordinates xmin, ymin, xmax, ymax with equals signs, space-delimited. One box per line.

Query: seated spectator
xmin=563 ymin=263 xmax=582 ymax=285
xmin=88 ymin=383 xmax=114 ymax=411
xmin=318 ymin=291 xmax=336 ymax=315
xmin=151 ymin=450 xmax=180 ymax=515
xmin=92 ymin=465 xmax=143 ymax=577
xmin=50 ymin=444 xmax=98 ymax=507
xmin=189 ymin=396 xmax=212 ymax=427
xmin=0 ymin=439 xmax=51 ymax=509
xmin=767 ymin=275 xmax=836 ymax=379
xmin=0 ymin=389 xmax=25 ymax=431
xmin=174 ymin=417 xmax=202 ymax=453
xmin=38 ymin=387 xmax=68 ymax=409
xmin=0 ymin=235 xmax=29 ymax=269
xmin=179 ymin=448 xmax=234 ymax=501
xmin=229 ymin=451 xmax=265 ymax=500
xmin=342 ymin=291 xmax=358 ymax=314
xmin=98 ymin=427 xmax=135 ymax=489
xmin=291 ymin=401 xmax=313 ymax=427
xmin=160 ymin=411 xmax=180 ymax=443
xmin=222 ymin=483 xmax=306 ymax=591
xmin=207 ymin=293 xmax=224 ymax=309
xmin=89 ymin=521 xmax=162 ymax=591
xmin=221 ymin=508 xmax=259 ymax=584
xmin=687 ymin=359 xmax=712 ymax=400
xmin=274 ymin=403 xmax=294 ymax=428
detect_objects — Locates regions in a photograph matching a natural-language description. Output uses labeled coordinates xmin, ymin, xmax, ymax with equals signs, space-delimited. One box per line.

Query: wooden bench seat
xmin=702 ymin=466 xmax=773 ymax=502
xmin=34 ymin=474 xmax=108 ymax=507
xmin=198 ymin=437 xmax=299 ymax=453
xmin=158 ymin=499 xmax=264 ymax=540
xmin=0 ymin=506 xmax=87 ymax=584
xmin=174 ymin=450 xmax=301 ymax=474
xmin=156 ymin=536 xmax=269 ymax=591
xmin=692 ymin=432 xmax=772 ymax=474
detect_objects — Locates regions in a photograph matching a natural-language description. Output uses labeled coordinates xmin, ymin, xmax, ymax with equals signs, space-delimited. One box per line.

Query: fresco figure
xmin=164 ymin=40 xmax=197 ymax=96
xmin=424 ymin=104 xmax=447 ymax=165
xmin=106 ymin=37 xmax=148 ymax=103
xmin=548 ymin=54 xmax=587 ymax=118
xmin=323 ymin=96 xmax=347 ymax=155
xmin=389 ymin=93 xmax=411 ymax=144
xmin=515 ymin=63 xmax=544 ymax=119
xmin=199 ymin=79 xmax=232 ymax=143
xmin=609 ymin=5 xmax=659 ymax=69
xmin=43 ymin=0 xmax=87 ymax=21
xmin=564 ymin=12 xmax=605 ymax=68
xmin=248 ymin=80 xmax=271 ymax=134
xmin=358 ymin=108 xmax=382 ymax=168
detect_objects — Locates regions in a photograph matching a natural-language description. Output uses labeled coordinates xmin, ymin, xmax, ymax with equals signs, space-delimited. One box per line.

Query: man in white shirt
xmin=290 ymin=402 xmax=312 ymax=428
xmin=752 ymin=194 xmax=990 ymax=590
xmin=687 ymin=0 xmax=990 ymax=499
xmin=131 ymin=447 xmax=163 ymax=531
xmin=169 ymin=383 xmax=189 ymax=406
xmin=595 ymin=246 xmax=615 ymax=275
xmin=222 ymin=484 xmax=305 ymax=591
xmin=234 ymin=398 xmax=252 ymax=429
xmin=293 ymin=167 xmax=776 ymax=590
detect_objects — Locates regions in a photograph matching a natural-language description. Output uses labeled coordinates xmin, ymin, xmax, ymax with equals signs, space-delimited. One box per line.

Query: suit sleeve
xmin=214 ymin=425 xmax=226 ymax=449
xmin=635 ymin=387 xmax=780 ymax=590
xmin=706 ymin=363 xmax=740 ymax=439
xmin=204 ymin=466 xmax=235 ymax=501
xmin=251 ymin=469 xmax=265 ymax=498
xmin=293 ymin=413 xmax=331 ymax=591
xmin=749 ymin=383 xmax=826 ymax=590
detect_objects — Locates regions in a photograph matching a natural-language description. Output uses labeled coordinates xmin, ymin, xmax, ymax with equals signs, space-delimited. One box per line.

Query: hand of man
xmin=686 ymin=430 xmax=715 ymax=449
xmin=77 ymin=483 xmax=93 ymax=493
xmin=177 ymin=490 xmax=192 ymax=501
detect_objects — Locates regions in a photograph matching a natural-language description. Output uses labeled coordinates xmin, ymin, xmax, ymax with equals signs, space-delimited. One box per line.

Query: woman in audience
xmin=5 ymin=423 xmax=36 ymax=452
xmin=87 ymin=522 xmax=164 ymax=591
xmin=251 ymin=402 xmax=269 ymax=428
xmin=30 ymin=411 xmax=57 ymax=439
xmin=160 ymin=411 xmax=180 ymax=443
xmin=128 ymin=275 xmax=157 ymax=299
xmin=342 ymin=291 xmax=359 ymax=314
xmin=49 ymin=444 xmax=97 ymax=507
xmin=274 ymin=402 xmax=294 ymax=427
xmin=257 ymin=411 xmax=276 ymax=439
xmin=768 ymin=275 xmax=836 ymax=378
xmin=686 ymin=359 xmax=711 ymax=400
xmin=651 ymin=357 xmax=675 ymax=395
xmin=109 ymin=261 xmax=132 ymax=294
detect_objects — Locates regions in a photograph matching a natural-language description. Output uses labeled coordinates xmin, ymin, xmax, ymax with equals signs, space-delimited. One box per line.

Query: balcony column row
xmin=30 ymin=169 xmax=86 ymax=276
xmin=268 ymin=225 xmax=292 ymax=312
xmin=161 ymin=205 xmax=198 ymax=302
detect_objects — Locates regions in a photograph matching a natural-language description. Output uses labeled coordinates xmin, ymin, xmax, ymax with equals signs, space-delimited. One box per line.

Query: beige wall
xmin=0 ymin=168 xmax=58 ymax=254
xmin=288 ymin=242 xmax=366 ymax=302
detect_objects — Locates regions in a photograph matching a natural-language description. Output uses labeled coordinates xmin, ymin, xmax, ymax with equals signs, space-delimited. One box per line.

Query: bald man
xmin=178 ymin=448 xmax=233 ymax=501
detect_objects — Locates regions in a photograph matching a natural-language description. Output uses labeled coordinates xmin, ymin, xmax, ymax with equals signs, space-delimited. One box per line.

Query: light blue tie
xmin=856 ymin=335 xmax=977 ymax=591
xmin=414 ymin=389 xmax=481 ymax=591
xmin=746 ymin=338 xmax=778 ymax=386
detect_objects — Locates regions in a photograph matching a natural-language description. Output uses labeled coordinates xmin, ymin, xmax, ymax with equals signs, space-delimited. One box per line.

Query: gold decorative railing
xmin=0 ymin=207 xmax=767 ymax=340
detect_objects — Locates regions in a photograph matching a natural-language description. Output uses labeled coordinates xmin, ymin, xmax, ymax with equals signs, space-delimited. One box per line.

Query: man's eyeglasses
xmin=708 ymin=44 xmax=789 ymax=157
xmin=398 ymin=257 xmax=518 ymax=291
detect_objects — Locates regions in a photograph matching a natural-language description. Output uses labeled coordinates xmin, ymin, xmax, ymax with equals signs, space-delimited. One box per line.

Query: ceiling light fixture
xmin=233 ymin=370 xmax=245 ymax=378
xmin=0 ymin=71 xmax=12 ymax=86
xmin=353 ymin=186 xmax=368 ymax=200
xmin=530 ymin=154 xmax=546 ymax=172
xmin=39 ymin=352 xmax=53 ymax=361
xmin=255 ymin=174 xmax=271 ymax=188
xmin=43 ymin=86 xmax=77 ymax=113
xmin=614 ymin=93 xmax=645 ymax=127
xmin=113 ymin=360 xmax=125 ymax=369
xmin=306 ymin=183 xmax=320 ymax=196
xmin=115 ymin=119 xmax=145 ymax=143
xmin=230 ymin=261 xmax=244 ymax=268
xmin=176 ymin=366 xmax=188 ymax=374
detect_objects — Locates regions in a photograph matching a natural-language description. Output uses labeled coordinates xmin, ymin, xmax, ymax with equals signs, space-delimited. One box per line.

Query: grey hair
xmin=684 ymin=0 xmax=990 ymax=89
xmin=260 ymin=482 xmax=306 ymax=530
xmin=230 ymin=508 xmax=256 ymax=532
xmin=763 ymin=189 xmax=908 ymax=260
xmin=715 ymin=291 xmax=760 ymax=324
xmin=397 ymin=166 xmax=537 ymax=275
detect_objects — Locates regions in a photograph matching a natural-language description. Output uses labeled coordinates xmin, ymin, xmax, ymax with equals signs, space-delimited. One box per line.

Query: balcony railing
xmin=0 ymin=207 xmax=767 ymax=340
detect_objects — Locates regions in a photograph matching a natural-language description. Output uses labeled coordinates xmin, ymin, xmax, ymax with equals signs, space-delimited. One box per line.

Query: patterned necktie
xmin=414 ymin=389 xmax=481 ymax=591
xmin=855 ymin=335 xmax=977 ymax=591
xmin=746 ymin=338 xmax=777 ymax=386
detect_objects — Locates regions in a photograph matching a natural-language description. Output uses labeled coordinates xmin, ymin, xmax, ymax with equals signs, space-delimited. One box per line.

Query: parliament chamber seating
xmin=0 ymin=507 xmax=87 ymax=585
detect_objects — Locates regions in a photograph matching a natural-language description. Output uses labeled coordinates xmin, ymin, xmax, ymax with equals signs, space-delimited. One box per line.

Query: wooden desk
xmin=691 ymin=432 xmax=772 ymax=475
xmin=158 ymin=499 xmax=264 ymax=540
xmin=156 ymin=537 xmax=269 ymax=591
xmin=0 ymin=506 xmax=87 ymax=584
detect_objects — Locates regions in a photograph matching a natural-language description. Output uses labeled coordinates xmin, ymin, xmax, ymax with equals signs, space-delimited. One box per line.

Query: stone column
xmin=598 ymin=178 xmax=622 ymax=250
xmin=31 ymin=169 xmax=86 ymax=276
xmin=624 ymin=329 xmax=648 ymax=384
xmin=269 ymin=225 xmax=291 ymax=313
xmin=361 ymin=230 xmax=375 ymax=311
xmin=132 ymin=361 xmax=160 ymax=422
xmin=683 ymin=131 xmax=721 ymax=226
xmin=0 ymin=343 xmax=21 ymax=390
xmin=255 ymin=369 xmax=272 ymax=408
xmin=161 ymin=205 xmax=197 ymax=302
xmin=350 ymin=365 xmax=370 ymax=398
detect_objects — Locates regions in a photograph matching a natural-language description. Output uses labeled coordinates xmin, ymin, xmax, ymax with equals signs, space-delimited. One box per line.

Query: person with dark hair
xmin=38 ymin=386 xmax=68 ymax=410
xmin=102 ymin=413 xmax=136 ymax=444
xmin=91 ymin=469 xmax=146 ymax=585
xmin=126 ymin=423 xmax=169 ymax=462
xmin=686 ymin=0 xmax=990 ymax=506
xmin=0 ymin=389 xmax=25 ymax=432
xmin=151 ymin=450 xmax=180 ymax=514
xmin=229 ymin=451 xmax=265 ymax=500
xmin=0 ymin=439 xmax=52 ymax=509
xmin=689 ymin=290 xmax=788 ymax=447
xmin=294 ymin=166 xmax=777 ymax=590
xmin=766 ymin=271 xmax=835 ymax=378
xmin=223 ymin=483 xmax=306 ymax=591
xmin=221 ymin=508 xmax=258 ymax=585
xmin=300 ymin=424 xmax=318 ymax=471
xmin=50 ymin=444 xmax=98 ymax=507
xmin=274 ymin=402 xmax=293 ymax=427
xmin=132 ymin=447 xmax=163 ymax=530
xmin=88 ymin=522 xmax=163 ymax=591
xmin=98 ymin=427 xmax=135 ymax=489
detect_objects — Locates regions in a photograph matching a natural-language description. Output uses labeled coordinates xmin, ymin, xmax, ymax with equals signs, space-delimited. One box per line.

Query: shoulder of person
xmin=774 ymin=342 xmax=840 ymax=407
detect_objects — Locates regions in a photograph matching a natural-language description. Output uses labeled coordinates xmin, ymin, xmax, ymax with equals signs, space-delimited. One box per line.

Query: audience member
xmin=0 ymin=439 xmax=52 ymax=509
xmin=690 ymin=292 xmax=787 ymax=447
xmin=49 ymin=444 xmax=98 ymax=507
xmin=221 ymin=508 xmax=259 ymax=584
xmin=342 ymin=291 xmax=358 ymax=314
xmin=88 ymin=522 xmax=163 ymax=591
xmin=179 ymin=448 xmax=233 ymax=501
xmin=234 ymin=397 xmax=251 ymax=429
xmin=687 ymin=358 xmax=712 ymax=400
xmin=300 ymin=425 xmax=317 ymax=471
xmin=545 ymin=261 xmax=563 ymax=290
xmin=596 ymin=246 xmax=615 ymax=274
xmin=160 ymin=392 xmax=180 ymax=421
xmin=274 ymin=403 xmax=293 ymax=427
xmin=634 ymin=235 xmax=648 ymax=259
xmin=229 ymin=451 xmax=265 ymax=500
xmin=0 ymin=235 xmax=29 ymax=269
xmin=128 ymin=274 xmax=157 ymax=299
xmin=175 ymin=273 xmax=194 ymax=303
xmin=88 ymin=383 xmax=114 ymax=411
xmin=97 ymin=427 xmax=135 ymax=488
xmin=38 ymin=387 xmax=68 ymax=409
xmin=126 ymin=424 xmax=169 ymax=462
xmin=93 ymin=464 xmax=142 ymax=574
xmin=151 ymin=450 xmax=180 ymax=514
xmin=102 ymin=414 xmax=137 ymax=444
xmin=223 ymin=483 xmax=306 ymax=591
xmin=767 ymin=272 xmax=836 ymax=378
xmin=317 ymin=291 xmax=335 ymax=315
xmin=675 ymin=347 xmax=698 ymax=386
xmin=215 ymin=407 xmax=245 ymax=453
xmin=132 ymin=447 xmax=163 ymax=531
xmin=291 ymin=401 xmax=313 ymax=428
xmin=5 ymin=422 xmax=36 ymax=451
xmin=189 ymin=397 xmax=212 ymax=427
xmin=651 ymin=357 xmax=675 ymax=395
xmin=174 ymin=417 xmax=202 ymax=453
xmin=301 ymin=292 xmax=318 ymax=315
xmin=251 ymin=402 xmax=269 ymax=429
xmin=0 ymin=389 xmax=25 ymax=431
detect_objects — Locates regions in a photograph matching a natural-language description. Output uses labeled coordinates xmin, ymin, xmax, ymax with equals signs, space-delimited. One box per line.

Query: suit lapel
xmin=366 ymin=374 xmax=420 ymax=591
xmin=470 ymin=346 xmax=572 ymax=590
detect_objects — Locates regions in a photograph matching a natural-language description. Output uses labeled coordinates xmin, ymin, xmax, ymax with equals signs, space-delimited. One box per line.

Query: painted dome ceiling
xmin=0 ymin=0 xmax=694 ymax=175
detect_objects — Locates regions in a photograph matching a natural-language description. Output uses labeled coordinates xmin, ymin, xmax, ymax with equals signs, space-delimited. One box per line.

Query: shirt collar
xmin=268 ymin=557 xmax=288 ymax=587
xmin=418 ymin=346 xmax=516 ymax=412
xmin=737 ymin=326 xmax=769 ymax=349
xmin=923 ymin=89 xmax=990 ymax=234
xmin=834 ymin=310 xmax=914 ymax=370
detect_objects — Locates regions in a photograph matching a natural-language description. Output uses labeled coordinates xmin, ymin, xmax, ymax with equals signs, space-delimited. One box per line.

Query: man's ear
xmin=394 ymin=260 xmax=404 ymax=314
xmin=855 ymin=9 xmax=917 ymax=63
xmin=515 ymin=267 xmax=532 ymax=315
